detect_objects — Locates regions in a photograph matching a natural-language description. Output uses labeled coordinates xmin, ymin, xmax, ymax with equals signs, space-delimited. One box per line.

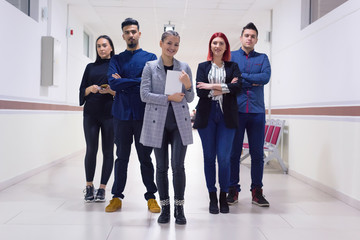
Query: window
xmin=83 ymin=32 xmax=90 ymax=58
xmin=301 ymin=0 xmax=348 ymax=29
xmin=5 ymin=0 xmax=39 ymax=21
xmin=6 ymin=0 xmax=30 ymax=15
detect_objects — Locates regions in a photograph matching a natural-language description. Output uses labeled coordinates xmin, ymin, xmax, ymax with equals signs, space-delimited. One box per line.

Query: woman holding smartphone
xmin=79 ymin=35 xmax=116 ymax=202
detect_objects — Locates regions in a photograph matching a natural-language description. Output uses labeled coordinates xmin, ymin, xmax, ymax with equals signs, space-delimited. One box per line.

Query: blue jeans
xmin=198 ymin=101 xmax=236 ymax=193
xmin=111 ymin=119 xmax=157 ymax=200
xmin=230 ymin=112 xmax=265 ymax=191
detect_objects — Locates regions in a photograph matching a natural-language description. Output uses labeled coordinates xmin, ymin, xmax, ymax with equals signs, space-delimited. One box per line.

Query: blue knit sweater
xmin=79 ymin=58 xmax=113 ymax=118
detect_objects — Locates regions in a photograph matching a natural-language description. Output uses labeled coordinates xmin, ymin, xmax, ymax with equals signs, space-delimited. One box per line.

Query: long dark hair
xmin=95 ymin=35 xmax=115 ymax=63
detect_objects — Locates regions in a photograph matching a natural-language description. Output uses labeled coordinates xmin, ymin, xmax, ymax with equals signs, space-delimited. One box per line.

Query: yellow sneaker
xmin=147 ymin=198 xmax=160 ymax=213
xmin=105 ymin=198 xmax=122 ymax=212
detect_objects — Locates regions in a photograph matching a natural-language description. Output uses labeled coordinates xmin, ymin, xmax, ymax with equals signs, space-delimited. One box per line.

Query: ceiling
xmin=67 ymin=0 xmax=279 ymax=69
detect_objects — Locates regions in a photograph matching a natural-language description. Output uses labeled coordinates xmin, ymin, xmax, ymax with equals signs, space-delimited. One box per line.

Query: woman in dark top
xmin=79 ymin=35 xmax=115 ymax=202
xmin=193 ymin=32 xmax=242 ymax=214
xmin=140 ymin=30 xmax=194 ymax=225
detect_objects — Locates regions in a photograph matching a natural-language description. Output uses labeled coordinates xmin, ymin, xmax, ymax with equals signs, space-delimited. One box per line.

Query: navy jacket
xmin=193 ymin=61 xmax=242 ymax=129
xmin=107 ymin=49 xmax=157 ymax=120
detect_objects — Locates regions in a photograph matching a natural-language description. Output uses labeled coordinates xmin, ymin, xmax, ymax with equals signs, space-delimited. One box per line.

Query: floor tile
xmin=1 ymin=130 xmax=360 ymax=240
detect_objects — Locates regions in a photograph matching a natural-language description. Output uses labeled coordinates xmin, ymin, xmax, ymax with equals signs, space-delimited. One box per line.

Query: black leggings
xmin=154 ymin=105 xmax=187 ymax=201
xmin=83 ymin=115 xmax=114 ymax=185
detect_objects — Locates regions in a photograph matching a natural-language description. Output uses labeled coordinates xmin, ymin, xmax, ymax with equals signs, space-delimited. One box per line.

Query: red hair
xmin=207 ymin=32 xmax=231 ymax=61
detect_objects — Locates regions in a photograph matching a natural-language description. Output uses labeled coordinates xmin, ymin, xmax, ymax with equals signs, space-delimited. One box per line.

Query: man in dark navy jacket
xmin=228 ymin=22 xmax=271 ymax=207
xmin=105 ymin=18 xmax=160 ymax=213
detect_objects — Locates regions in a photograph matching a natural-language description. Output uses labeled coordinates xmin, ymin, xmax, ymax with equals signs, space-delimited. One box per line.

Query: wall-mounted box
xmin=41 ymin=36 xmax=61 ymax=86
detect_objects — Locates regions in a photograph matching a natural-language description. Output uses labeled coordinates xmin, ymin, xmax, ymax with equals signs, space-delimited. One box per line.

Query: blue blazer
xmin=193 ymin=61 xmax=242 ymax=129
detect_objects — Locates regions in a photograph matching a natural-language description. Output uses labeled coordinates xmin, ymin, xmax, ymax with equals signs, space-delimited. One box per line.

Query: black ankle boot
xmin=174 ymin=199 xmax=186 ymax=225
xmin=209 ymin=192 xmax=219 ymax=214
xmin=219 ymin=192 xmax=229 ymax=213
xmin=158 ymin=199 xmax=170 ymax=224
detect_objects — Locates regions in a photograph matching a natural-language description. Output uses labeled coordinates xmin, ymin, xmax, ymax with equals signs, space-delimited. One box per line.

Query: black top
xmin=193 ymin=61 xmax=242 ymax=129
xmin=79 ymin=58 xmax=113 ymax=118
xmin=164 ymin=65 xmax=174 ymax=73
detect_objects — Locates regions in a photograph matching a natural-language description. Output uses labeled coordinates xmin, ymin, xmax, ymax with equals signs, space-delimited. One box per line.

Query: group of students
xmin=79 ymin=17 xmax=271 ymax=225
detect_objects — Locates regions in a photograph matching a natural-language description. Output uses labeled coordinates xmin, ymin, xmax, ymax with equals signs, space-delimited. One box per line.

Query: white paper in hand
xmin=165 ymin=70 xmax=182 ymax=95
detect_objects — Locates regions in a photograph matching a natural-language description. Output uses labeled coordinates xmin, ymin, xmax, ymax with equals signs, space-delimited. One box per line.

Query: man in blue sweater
xmin=105 ymin=18 xmax=160 ymax=213
xmin=228 ymin=22 xmax=271 ymax=207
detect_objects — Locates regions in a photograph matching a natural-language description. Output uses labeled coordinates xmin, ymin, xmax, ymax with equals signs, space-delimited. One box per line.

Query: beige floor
xmin=1 ymin=132 xmax=360 ymax=240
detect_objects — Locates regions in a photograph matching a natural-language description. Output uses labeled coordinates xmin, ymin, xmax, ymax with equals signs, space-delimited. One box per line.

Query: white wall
xmin=285 ymin=118 xmax=360 ymax=199
xmin=271 ymin=0 xmax=360 ymax=204
xmin=66 ymin=4 xmax=98 ymax=105
xmin=1 ymin=0 xmax=46 ymax=101
xmin=0 ymin=112 xmax=84 ymax=185
xmin=2 ymin=0 xmax=359 ymax=207
xmin=0 ymin=0 xmax=97 ymax=186
xmin=272 ymin=0 xmax=360 ymax=108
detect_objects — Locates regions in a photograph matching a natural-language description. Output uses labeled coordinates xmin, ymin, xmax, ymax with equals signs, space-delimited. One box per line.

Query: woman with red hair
xmin=193 ymin=32 xmax=242 ymax=214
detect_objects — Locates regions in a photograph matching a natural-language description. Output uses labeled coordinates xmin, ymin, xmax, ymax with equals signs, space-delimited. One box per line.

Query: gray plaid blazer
xmin=140 ymin=57 xmax=195 ymax=148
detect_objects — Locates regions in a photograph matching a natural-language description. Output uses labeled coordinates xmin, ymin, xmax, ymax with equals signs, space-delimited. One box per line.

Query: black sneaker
xmin=95 ymin=188 xmax=106 ymax=202
xmin=84 ymin=185 xmax=94 ymax=202
xmin=251 ymin=188 xmax=269 ymax=207
xmin=226 ymin=187 xmax=239 ymax=205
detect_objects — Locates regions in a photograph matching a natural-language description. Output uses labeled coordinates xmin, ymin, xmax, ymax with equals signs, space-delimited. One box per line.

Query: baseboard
xmin=0 ymin=149 xmax=85 ymax=191
xmin=288 ymin=169 xmax=360 ymax=210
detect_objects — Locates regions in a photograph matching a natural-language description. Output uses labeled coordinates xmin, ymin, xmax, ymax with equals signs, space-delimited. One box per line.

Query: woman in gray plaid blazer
xmin=140 ymin=30 xmax=194 ymax=225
